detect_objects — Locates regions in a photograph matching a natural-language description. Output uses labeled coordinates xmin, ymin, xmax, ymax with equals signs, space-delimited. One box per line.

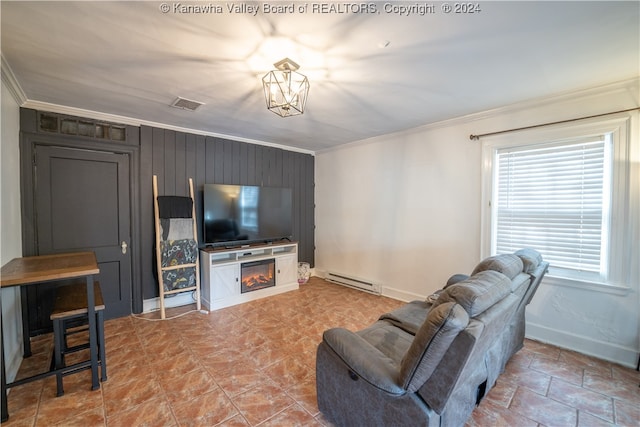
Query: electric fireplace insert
xmin=241 ymin=259 xmax=275 ymax=293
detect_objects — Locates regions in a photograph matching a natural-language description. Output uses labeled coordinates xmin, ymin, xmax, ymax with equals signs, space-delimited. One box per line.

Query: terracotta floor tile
xmin=611 ymin=364 xmax=640 ymax=383
xmin=262 ymin=355 xmax=312 ymax=389
xmin=231 ymin=382 xmax=295 ymax=425
xmin=483 ymin=377 xmax=518 ymax=408
xmin=188 ymin=339 xmax=234 ymax=359
xmin=222 ymin=329 xmax=269 ymax=351
xmin=137 ymin=329 xmax=179 ymax=348
xmin=148 ymin=352 xmax=202 ymax=380
xmin=250 ymin=341 xmax=290 ymax=369
xmin=501 ymin=364 xmax=552 ymax=396
xmin=178 ymin=326 xmax=219 ymax=344
xmin=199 ymin=348 xmax=253 ymax=374
xmin=285 ymin=376 xmax=321 ymax=416
xmin=157 ymin=368 xmax=219 ymax=404
xmin=1 ymin=415 xmax=35 ymax=427
xmin=259 ymin=403 xmax=324 ymax=426
xmin=104 ymin=358 xmax=155 ymax=384
xmin=530 ymin=356 xmax=585 ymax=386
xmin=583 ymin=371 xmax=640 ymax=406
xmin=106 ymin=397 xmax=177 ymax=427
xmin=548 ymin=377 xmax=615 ymax=422
xmin=102 ymin=376 xmax=164 ymax=416
xmin=36 ymin=383 xmax=103 ymax=426
xmin=215 ymin=414 xmax=251 ymax=426
xmin=560 ymin=349 xmax=614 ymax=374
xmin=468 ymin=398 xmax=538 ymax=427
xmin=3 ymin=382 xmax=42 ymax=426
xmin=509 ymin=387 xmax=578 ymax=426
xmin=577 ymin=410 xmax=617 ymax=427
xmin=103 ymin=316 xmax=134 ymax=336
xmin=213 ymin=363 xmax=273 ymax=398
xmin=6 ymin=278 xmax=638 ymax=427
xmin=14 ymin=353 xmax=50 ymax=381
xmin=104 ymin=329 xmax=142 ymax=352
xmin=523 ymin=339 xmax=562 ymax=360
xmin=104 ymin=340 xmax=150 ymax=368
xmin=171 ymin=387 xmax=239 ymax=426
xmin=38 ymin=405 xmax=105 ymax=427
xmin=613 ymin=397 xmax=640 ymax=426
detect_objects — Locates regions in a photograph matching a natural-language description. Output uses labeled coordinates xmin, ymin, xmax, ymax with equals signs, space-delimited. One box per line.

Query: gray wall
xmin=140 ymin=126 xmax=315 ymax=300
xmin=19 ymin=109 xmax=315 ymax=313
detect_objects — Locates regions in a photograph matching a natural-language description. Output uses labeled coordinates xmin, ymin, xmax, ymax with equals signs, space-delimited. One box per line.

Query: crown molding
xmin=316 ymin=77 xmax=640 ymax=155
xmin=1 ymin=55 xmax=27 ymax=105
xmin=20 ymin=99 xmax=315 ymax=156
xmin=4 ymin=51 xmax=314 ymax=156
xmin=422 ymin=77 xmax=640 ymax=131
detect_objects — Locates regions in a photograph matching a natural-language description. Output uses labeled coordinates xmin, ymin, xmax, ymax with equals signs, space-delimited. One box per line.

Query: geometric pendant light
xmin=262 ymin=58 xmax=310 ymax=117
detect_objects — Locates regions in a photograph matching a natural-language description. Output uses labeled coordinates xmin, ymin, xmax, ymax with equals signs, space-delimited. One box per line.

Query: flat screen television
xmin=203 ymin=183 xmax=293 ymax=247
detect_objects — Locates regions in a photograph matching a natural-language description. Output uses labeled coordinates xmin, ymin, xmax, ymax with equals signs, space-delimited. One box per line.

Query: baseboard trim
xmin=526 ymin=321 xmax=638 ymax=368
xmin=381 ymin=286 xmax=424 ymax=303
xmin=142 ymin=291 xmax=198 ymax=313
xmin=201 ymin=282 xmax=299 ymax=311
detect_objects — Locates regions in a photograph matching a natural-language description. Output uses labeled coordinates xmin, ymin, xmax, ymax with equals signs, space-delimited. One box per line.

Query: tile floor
xmin=3 ymin=277 xmax=639 ymax=426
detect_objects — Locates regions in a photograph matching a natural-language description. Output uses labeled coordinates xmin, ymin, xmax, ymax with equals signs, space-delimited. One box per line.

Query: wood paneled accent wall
xmin=19 ymin=108 xmax=314 ymax=315
xmin=140 ymin=126 xmax=315 ymax=300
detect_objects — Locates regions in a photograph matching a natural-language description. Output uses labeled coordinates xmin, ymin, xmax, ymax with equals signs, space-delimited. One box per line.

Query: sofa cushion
xmin=515 ymin=248 xmax=543 ymax=274
xmin=471 ymin=254 xmax=523 ymax=279
xmin=379 ymin=300 xmax=431 ymax=335
xmin=433 ymin=270 xmax=512 ymax=317
xmin=399 ymin=302 xmax=469 ymax=392
xmin=445 ymin=274 xmax=469 ymax=288
xmin=357 ymin=321 xmax=414 ymax=363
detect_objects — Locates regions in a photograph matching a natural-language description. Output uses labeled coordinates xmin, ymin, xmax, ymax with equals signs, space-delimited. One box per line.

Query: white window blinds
xmin=494 ymin=136 xmax=609 ymax=275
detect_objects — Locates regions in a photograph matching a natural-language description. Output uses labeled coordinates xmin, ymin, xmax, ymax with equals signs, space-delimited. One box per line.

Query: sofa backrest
xmin=432 ymin=270 xmax=513 ymax=317
xmin=515 ymin=248 xmax=544 ymax=274
xmin=471 ymin=253 xmax=523 ymax=279
xmin=399 ymin=302 xmax=469 ymax=392
xmin=415 ymin=270 xmax=517 ymax=412
xmin=515 ymin=248 xmax=549 ymax=307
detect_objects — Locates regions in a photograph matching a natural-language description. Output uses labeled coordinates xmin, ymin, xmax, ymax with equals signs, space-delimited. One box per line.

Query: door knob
xmin=121 ymin=241 xmax=128 ymax=254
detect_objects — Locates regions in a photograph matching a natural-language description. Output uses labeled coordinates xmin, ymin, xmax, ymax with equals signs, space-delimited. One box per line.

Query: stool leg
xmin=97 ymin=311 xmax=107 ymax=382
xmin=52 ymin=318 xmax=65 ymax=397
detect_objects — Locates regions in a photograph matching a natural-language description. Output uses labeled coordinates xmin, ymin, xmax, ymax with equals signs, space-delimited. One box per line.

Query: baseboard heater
xmin=326 ymin=272 xmax=381 ymax=295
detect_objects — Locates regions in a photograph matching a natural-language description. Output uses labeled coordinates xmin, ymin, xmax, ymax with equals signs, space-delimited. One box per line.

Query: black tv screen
xmin=203 ymin=184 xmax=293 ymax=247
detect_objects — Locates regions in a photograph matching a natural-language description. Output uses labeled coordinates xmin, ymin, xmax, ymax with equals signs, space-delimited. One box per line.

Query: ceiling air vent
xmin=171 ymin=97 xmax=204 ymax=111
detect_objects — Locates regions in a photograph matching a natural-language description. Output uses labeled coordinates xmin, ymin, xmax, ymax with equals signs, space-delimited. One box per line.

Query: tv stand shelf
xmin=200 ymin=242 xmax=298 ymax=311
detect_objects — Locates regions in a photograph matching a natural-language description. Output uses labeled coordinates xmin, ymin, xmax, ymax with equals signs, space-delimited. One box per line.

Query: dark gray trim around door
xmin=20 ymin=113 xmax=143 ymax=315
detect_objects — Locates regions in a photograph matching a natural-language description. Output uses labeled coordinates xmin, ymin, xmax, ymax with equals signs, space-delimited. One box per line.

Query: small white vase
xmin=297 ymin=262 xmax=310 ymax=284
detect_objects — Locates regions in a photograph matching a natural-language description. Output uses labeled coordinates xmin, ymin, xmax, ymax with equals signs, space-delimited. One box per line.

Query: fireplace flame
xmin=241 ymin=262 xmax=275 ymax=293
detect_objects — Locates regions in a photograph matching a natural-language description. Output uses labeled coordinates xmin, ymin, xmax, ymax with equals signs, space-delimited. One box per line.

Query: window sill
xmin=543 ymin=275 xmax=632 ymax=296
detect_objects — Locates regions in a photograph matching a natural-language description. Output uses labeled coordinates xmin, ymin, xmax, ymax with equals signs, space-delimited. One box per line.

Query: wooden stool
xmin=50 ymin=281 xmax=107 ymax=396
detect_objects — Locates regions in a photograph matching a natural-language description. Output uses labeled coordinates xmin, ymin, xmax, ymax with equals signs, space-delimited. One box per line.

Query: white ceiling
xmin=2 ymin=1 xmax=638 ymax=152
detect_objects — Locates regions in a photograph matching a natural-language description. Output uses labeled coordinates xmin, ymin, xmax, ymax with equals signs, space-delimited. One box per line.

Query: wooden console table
xmin=1 ymin=252 xmax=100 ymax=422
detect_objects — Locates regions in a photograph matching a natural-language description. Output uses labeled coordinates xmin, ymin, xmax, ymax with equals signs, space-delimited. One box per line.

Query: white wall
xmin=1 ymin=75 xmax=24 ymax=381
xmin=315 ymin=79 xmax=640 ymax=367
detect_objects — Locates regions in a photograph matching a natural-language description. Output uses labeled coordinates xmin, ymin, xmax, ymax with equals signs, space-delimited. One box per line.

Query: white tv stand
xmin=200 ymin=241 xmax=298 ymax=311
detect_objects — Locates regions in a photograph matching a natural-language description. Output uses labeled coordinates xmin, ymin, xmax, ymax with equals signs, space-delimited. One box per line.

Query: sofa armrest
xmin=322 ymin=328 xmax=405 ymax=395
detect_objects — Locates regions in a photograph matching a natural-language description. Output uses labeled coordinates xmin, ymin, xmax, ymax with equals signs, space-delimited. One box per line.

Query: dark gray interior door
xmin=34 ymin=145 xmax=132 ymax=320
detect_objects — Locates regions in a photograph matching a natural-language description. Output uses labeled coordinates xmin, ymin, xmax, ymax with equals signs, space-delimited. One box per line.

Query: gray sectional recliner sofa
xmin=316 ymin=249 xmax=548 ymax=427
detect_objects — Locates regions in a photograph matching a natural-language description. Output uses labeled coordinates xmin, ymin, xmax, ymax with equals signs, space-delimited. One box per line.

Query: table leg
xmin=19 ymin=287 xmax=31 ymax=357
xmin=1 ymin=297 xmax=9 ymax=422
xmin=85 ymin=276 xmax=99 ymax=390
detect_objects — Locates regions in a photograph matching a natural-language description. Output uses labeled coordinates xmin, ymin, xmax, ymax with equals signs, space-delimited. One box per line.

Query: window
xmin=481 ymin=112 xmax=636 ymax=292
xmin=493 ymin=135 xmax=610 ymax=282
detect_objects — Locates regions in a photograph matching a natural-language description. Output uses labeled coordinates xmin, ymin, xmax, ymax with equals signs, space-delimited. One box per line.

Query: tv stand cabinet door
xmin=276 ymin=254 xmax=297 ymax=286
xmin=212 ymin=264 xmax=240 ymax=300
